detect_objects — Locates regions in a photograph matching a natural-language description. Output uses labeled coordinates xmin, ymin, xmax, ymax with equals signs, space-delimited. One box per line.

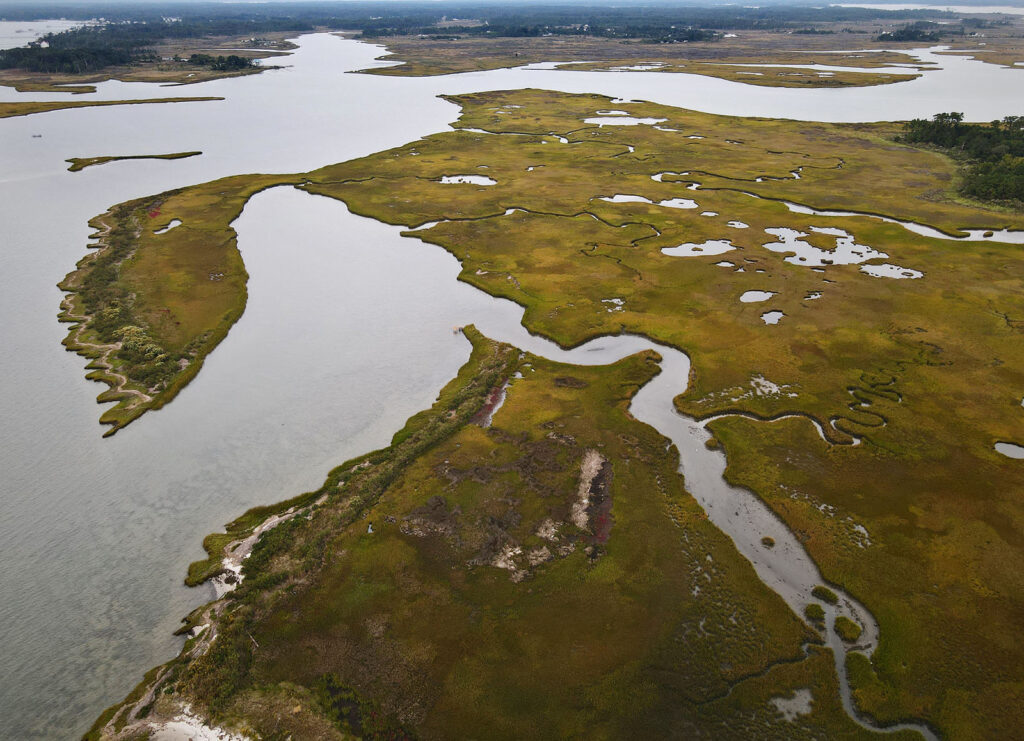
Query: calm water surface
xmin=1 ymin=29 xmax=1022 ymax=738
xmin=0 ymin=21 xmax=82 ymax=50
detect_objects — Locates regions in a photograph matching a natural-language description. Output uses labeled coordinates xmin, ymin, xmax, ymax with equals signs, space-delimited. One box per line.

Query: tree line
xmin=901 ymin=113 xmax=1024 ymax=203
xmin=0 ymin=18 xmax=312 ymax=73
xmin=185 ymin=54 xmax=257 ymax=71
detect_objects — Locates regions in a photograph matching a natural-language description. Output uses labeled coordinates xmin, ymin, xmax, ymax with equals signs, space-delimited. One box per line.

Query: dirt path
xmin=58 ymin=213 xmax=155 ymax=417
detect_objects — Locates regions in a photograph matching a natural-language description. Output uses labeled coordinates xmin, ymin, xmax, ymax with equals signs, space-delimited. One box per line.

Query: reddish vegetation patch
xmin=471 ymin=385 xmax=507 ymax=426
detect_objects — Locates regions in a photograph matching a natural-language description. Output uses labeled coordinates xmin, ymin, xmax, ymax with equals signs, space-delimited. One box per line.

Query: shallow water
xmin=1 ymin=27 xmax=1020 ymax=737
xmin=439 ymin=174 xmax=496 ymax=185
xmin=662 ymin=239 xmax=738 ymax=257
xmin=995 ymin=441 xmax=1024 ymax=459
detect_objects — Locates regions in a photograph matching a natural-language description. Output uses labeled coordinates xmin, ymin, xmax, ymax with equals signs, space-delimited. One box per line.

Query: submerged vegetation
xmin=73 ymin=89 xmax=1024 ymax=739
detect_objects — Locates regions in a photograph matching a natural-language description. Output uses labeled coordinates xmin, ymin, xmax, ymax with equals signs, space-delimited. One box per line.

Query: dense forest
xmin=875 ymin=22 xmax=942 ymax=42
xmin=0 ymin=18 xmax=311 ymax=72
xmin=902 ymin=113 xmax=1024 ymax=203
xmin=185 ymin=54 xmax=257 ymax=71
xmin=0 ymin=2 xmax=984 ymax=75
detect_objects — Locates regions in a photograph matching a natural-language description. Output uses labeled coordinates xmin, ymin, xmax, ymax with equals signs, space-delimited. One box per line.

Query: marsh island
xmin=1 ymin=2 xmax=1023 ymax=739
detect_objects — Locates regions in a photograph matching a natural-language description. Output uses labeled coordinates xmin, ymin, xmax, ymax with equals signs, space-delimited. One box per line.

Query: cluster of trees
xmin=186 ymin=54 xmax=256 ymax=71
xmin=902 ymin=113 xmax=1024 ymax=203
xmin=114 ymin=325 xmax=180 ymax=388
xmin=875 ymin=20 xmax=998 ymax=42
xmin=75 ymin=204 xmax=187 ymax=390
xmin=90 ymin=301 xmax=181 ymax=389
xmin=876 ymin=22 xmax=942 ymax=42
xmin=903 ymin=112 xmax=1024 ymax=158
xmin=355 ymin=5 xmax=962 ymax=40
xmin=0 ymin=17 xmax=309 ymax=74
xmin=0 ymin=45 xmax=138 ymax=73
xmin=962 ymin=157 xmax=1024 ymax=202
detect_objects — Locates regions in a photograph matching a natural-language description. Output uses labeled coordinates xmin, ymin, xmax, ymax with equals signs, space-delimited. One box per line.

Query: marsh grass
xmin=0 ymin=96 xmax=221 ymax=119
xmin=66 ymin=151 xmax=202 ymax=172
xmin=69 ymin=89 xmax=1024 ymax=737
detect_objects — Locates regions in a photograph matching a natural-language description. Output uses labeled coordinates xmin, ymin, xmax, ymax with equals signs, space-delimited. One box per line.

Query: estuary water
xmin=1 ymin=29 xmax=1022 ymax=738
xmin=0 ymin=21 xmax=82 ymax=51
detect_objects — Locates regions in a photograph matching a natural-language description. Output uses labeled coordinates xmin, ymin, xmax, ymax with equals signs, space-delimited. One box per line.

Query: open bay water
xmin=1 ymin=29 xmax=1022 ymax=737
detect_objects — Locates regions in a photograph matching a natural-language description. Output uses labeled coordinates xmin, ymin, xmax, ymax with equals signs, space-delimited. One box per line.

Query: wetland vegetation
xmin=69 ymin=86 xmax=1024 ymax=739
xmin=6 ymin=0 xmax=1021 ymax=94
xmin=66 ymin=151 xmax=202 ymax=172
xmin=0 ymin=96 xmax=221 ymax=119
xmin=87 ymin=329 xmax=918 ymax=740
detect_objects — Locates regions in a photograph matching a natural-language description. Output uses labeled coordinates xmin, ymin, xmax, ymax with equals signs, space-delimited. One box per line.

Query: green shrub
xmin=804 ymin=603 xmax=825 ymax=623
xmin=834 ymin=615 xmax=863 ymax=642
xmin=812 ymin=585 xmax=838 ymax=604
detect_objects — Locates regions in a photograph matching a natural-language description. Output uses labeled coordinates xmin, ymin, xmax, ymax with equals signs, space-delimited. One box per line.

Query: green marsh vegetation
xmin=812 ymin=586 xmax=839 ymax=605
xmin=805 ymin=603 xmax=826 ymax=624
xmin=90 ymin=330 xmax=916 ymax=739
xmin=553 ymin=58 xmax=919 ymax=87
xmin=359 ymin=33 xmax=927 ymax=87
xmin=835 ymin=616 xmax=864 ymax=643
xmin=0 ymin=96 xmax=221 ymax=119
xmin=69 ymin=91 xmax=1024 ymax=737
xmin=1 ymin=2 xmax=991 ymax=93
xmin=60 ymin=173 xmax=295 ymax=432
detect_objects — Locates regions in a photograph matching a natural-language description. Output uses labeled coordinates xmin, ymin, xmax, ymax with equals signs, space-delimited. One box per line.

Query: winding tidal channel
xmin=2 ymin=29 xmax=1021 ymax=738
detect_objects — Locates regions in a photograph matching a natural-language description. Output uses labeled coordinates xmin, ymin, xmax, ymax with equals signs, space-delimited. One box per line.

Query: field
xmin=67 ymin=90 xmax=1024 ymax=738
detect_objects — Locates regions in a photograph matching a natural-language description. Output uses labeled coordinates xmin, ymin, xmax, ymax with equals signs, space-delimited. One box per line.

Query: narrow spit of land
xmin=66 ymin=151 xmax=202 ymax=172
xmin=0 ymin=96 xmax=222 ymax=119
